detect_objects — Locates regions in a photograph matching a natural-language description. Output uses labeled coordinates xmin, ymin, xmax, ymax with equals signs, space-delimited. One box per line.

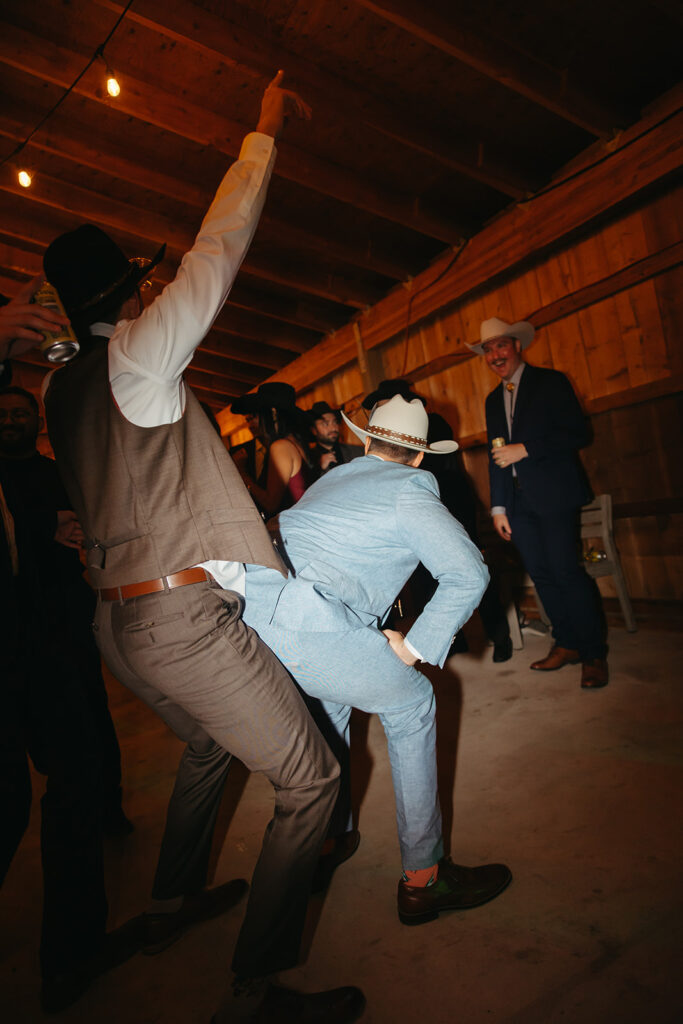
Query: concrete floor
xmin=2 ymin=625 xmax=682 ymax=1024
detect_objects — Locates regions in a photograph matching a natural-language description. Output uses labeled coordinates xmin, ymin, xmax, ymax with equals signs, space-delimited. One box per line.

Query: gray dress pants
xmin=94 ymin=580 xmax=339 ymax=978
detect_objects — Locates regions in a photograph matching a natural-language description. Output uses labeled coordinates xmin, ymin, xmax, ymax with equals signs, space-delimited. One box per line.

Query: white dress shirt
xmin=491 ymin=362 xmax=525 ymax=517
xmin=47 ymin=131 xmax=277 ymax=595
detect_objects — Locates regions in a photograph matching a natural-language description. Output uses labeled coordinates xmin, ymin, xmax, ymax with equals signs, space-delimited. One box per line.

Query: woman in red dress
xmin=235 ymin=383 xmax=314 ymax=517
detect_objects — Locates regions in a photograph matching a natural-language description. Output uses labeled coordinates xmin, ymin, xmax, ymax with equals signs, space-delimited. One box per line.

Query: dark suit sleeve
xmin=522 ymin=371 xmax=589 ymax=459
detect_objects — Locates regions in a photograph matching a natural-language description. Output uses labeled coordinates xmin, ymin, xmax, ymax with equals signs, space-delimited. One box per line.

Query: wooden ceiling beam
xmin=198 ymin=337 xmax=291 ymax=372
xmin=184 ymin=378 xmax=239 ymax=407
xmin=0 ymin=110 xmax=413 ymax=281
xmin=0 ymin=194 xmax=347 ymax=336
xmin=237 ymin=254 xmax=383 ymax=309
xmin=355 ymin=0 xmax=628 ymax=138
xmin=226 ymin=282 xmax=347 ymax=335
xmin=96 ymin=0 xmax=535 ymax=198
xmin=183 ymin=367 xmax=245 ymax=398
xmin=0 ymin=18 xmax=467 ymax=242
xmin=264 ymin=97 xmax=683 ymax=392
xmin=189 ymin=352 xmax=264 ymax=386
xmin=0 ymin=171 xmax=376 ymax=308
xmin=210 ymin=305 xmax=317 ymax=354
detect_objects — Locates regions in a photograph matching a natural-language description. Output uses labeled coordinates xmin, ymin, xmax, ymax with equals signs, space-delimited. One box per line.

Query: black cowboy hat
xmin=307 ymin=400 xmax=341 ymax=423
xmin=230 ymin=393 xmax=260 ymax=416
xmin=361 ymin=378 xmax=426 ymax=410
xmin=43 ymin=224 xmax=165 ymax=319
xmin=231 ymin=382 xmax=297 ymax=416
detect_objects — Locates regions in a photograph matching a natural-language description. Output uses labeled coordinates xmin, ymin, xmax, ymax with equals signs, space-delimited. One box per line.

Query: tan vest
xmin=45 ymin=338 xmax=285 ymax=588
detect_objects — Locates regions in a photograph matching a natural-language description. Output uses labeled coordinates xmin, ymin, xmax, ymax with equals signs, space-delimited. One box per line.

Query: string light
xmin=98 ymin=52 xmax=122 ymax=97
xmin=106 ymin=71 xmax=121 ymax=97
xmin=0 ymin=0 xmax=135 ymax=179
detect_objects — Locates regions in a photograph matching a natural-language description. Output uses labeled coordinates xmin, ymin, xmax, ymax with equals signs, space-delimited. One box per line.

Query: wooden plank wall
xmin=292 ymin=180 xmax=683 ymax=602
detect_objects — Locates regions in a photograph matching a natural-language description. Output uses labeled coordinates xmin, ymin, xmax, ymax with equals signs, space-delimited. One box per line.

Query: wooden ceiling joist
xmin=0 ymin=173 xmax=379 ymax=309
xmin=198 ymin=337 xmax=292 ymax=372
xmin=355 ymin=0 xmax=628 ymax=138
xmin=95 ymin=0 xmax=536 ymax=199
xmin=0 ymin=111 xmax=415 ymax=282
xmin=0 ymin=19 xmax=468 ymax=243
xmin=266 ymin=96 xmax=683 ymax=393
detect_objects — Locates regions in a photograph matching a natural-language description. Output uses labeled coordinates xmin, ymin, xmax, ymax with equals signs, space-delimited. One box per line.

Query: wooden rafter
xmin=0 ymin=18 xmax=468 ymax=242
xmin=95 ymin=0 xmax=536 ymax=198
xmin=355 ymin=0 xmax=628 ymax=138
xmin=262 ymin=98 xmax=683 ymax=392
xmin=0 ymin=172 xmax=381 ymax=308
xmin=0 ymin=111 xmax=415 ymax=282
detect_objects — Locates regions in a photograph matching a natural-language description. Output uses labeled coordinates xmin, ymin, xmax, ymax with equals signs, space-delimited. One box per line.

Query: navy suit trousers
xmin=509 ymin=489 xmax=606 ymax=660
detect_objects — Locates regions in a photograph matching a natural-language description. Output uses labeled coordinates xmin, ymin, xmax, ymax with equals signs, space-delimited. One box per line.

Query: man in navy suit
xmin=468 ymin=317 xmax=608 ymax=689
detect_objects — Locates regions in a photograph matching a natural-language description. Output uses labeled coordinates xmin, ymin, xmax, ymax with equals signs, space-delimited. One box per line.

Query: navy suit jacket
xmin=485 ymin=363 xmax=591 ymax=515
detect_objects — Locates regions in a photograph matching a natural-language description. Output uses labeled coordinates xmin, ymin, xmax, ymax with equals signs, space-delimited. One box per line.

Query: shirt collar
xmin=89 ymin=322 xmax=115 ymax=338
xmin=506 ymin=362 xmax=525 ymax=388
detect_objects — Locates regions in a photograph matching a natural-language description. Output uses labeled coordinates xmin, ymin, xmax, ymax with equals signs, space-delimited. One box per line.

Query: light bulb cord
xmin=0 ymin=0 xmax=136 ymax=172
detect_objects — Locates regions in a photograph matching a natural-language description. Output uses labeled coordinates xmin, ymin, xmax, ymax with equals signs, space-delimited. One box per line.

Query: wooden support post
xmin=353 ymin=321 xmax=384 ymax=397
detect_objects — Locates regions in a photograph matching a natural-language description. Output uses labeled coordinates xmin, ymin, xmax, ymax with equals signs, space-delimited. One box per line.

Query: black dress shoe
xmin=397 ymin=856 xmax=512 ymax=925
xmin=41 ymin=918 xmax=144 ymax=1013
xmin=143 ymin=879 xmax=248 ymax=954
xmin=492 ymin=637 xmax=513 ymax=663
xmin=254 ymin=983 xmax=365 ymax=1023
xmin=312 ymin=829 xmax=360 ymax=893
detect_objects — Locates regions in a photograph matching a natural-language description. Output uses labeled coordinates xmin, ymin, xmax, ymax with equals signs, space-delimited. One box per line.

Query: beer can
xmin=491 ymin=437 xmax=506 ymax=449
xmin=32 ymin=282 xmax=80 ymax=363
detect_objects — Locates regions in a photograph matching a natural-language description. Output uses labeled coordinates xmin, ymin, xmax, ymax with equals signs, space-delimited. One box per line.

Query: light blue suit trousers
xmin=244 ymin=456 xmax=488 ymax=869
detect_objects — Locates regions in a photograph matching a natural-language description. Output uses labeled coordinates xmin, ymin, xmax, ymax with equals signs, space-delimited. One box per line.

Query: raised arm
xmin=111 ymin=73 xmax=311 ymax=383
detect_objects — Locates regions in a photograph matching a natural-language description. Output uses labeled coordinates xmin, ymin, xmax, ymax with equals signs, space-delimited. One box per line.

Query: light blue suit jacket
xmin=244 ymin=455 xmax=489 ymax=668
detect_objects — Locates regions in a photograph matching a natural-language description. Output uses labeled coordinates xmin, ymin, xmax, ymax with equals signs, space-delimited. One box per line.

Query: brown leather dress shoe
xmin=530 ymin=645 xmax=580 ymax=671
xmin=397 ymin=857 xmax=512 ymax=925
xmin=581 ymin=658 xmax=609 ymax=688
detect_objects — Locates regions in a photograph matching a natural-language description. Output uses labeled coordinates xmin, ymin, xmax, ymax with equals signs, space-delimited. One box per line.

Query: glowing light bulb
xmin=18 ymin=169 xmax=32 ymax=188
xmin=106 ymin=74 xmax=121 ymax=98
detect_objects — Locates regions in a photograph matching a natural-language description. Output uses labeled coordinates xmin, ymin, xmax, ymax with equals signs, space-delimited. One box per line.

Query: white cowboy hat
xmin=467 ymin=316 xmax=535 ymax=356
xmin=341 ymin=394 xmax=458 ymax=454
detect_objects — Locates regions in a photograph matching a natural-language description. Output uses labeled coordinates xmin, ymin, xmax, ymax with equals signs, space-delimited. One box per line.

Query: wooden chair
xmin=580 ymin=494 xmax=637 ymax=632
xmin=501 ymin=493 xmax=637 ymax=645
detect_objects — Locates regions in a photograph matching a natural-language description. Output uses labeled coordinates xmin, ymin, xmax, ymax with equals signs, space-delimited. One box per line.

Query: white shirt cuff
xmin=491 ymin=506 xmax=506 ymax=516
xmin=403 ymin=637 xmax=423 ymax=662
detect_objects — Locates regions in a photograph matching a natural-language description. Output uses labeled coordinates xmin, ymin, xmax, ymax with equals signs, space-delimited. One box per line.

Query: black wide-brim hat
xmin=361 ymin=378 xmax=426 ymax=410
xmin=43 ymin=224 xmax=165 ymax=319
xmin=307 ymin=400 xmax=341 ymax=422
xmin=232 ymin=382 xmax=298 ymax=416
xmin=231 ymin=393 xmax=260 ymax=415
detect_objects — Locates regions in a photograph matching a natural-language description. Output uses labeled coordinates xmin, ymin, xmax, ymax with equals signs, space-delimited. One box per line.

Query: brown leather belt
xmin=98 ymin=567 xmax=212 ymax=602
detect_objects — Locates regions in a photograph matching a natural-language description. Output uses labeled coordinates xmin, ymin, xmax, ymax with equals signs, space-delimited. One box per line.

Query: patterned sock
xmin=402 ymin=864 xmax=438 ymax=887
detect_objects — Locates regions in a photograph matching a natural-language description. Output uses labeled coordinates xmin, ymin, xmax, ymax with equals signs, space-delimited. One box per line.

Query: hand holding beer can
xmin=32 ymin=282 xmax=80 ymax=363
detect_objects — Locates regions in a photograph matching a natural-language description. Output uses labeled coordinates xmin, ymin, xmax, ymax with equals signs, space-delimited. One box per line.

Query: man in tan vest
xmin=41 ymin=75 xmax=364 ymax=1024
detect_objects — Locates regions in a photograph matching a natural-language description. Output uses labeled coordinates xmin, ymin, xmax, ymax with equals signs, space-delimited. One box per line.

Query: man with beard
xmin=307 ymin=400 xmax=362 ymax=475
